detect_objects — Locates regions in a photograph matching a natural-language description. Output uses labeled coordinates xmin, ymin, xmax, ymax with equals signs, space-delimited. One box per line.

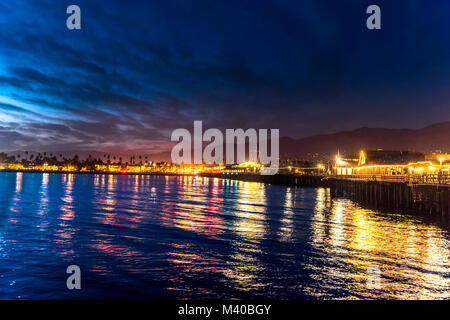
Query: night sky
xmin=0 ymin=0 xmax=450 ymax=155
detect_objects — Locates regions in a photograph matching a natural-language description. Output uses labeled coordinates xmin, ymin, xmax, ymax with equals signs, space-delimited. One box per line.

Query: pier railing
xmin=327 ymin=174 xmax=450 ymax=185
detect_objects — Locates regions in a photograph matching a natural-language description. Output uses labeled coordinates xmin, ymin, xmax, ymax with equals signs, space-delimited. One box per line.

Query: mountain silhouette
xmin=280 ymin=122 xmax=450 ymax=157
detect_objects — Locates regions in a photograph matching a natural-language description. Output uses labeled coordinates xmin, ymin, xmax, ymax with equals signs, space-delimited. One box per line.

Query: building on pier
xmin=222 ymin=162 xmax=262 ymax=175
xmin=334 ymin=149 xmax=450 ymax=183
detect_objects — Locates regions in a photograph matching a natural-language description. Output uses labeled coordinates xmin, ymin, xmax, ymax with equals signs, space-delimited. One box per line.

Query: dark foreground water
xmin=0 ymin=172 xmax=449 ymax=299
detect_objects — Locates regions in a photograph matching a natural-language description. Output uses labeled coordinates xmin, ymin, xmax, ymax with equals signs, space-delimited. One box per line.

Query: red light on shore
xmin=121 ymin=169 xmax=128 ymax=174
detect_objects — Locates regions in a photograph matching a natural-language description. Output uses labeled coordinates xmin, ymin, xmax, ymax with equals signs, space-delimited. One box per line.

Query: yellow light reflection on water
xmin=278 ymin=187 xmax=295 ymax=243
xmin=37 ymin=173 xmax=49 ymax=222
xmin=222 ymin=181 xmax=267 ymax=292
xmin=9 ymin=172 xmax=23 ymax=216
xmin=311 ymin=188 xmax=330 ymax=248
xmin=309 ymin=190 xmax=450 ymax=300
xmin=55 ymin=174 xmax=76 ymax=258
xmin=15 ymin=172 xmax=23 ymax=193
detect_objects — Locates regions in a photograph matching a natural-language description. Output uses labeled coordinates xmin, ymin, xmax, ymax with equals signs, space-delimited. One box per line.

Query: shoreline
xmin=0 ymin=169 xmax=199 ymax=177
xmin=0 ymin=169 xmax=324 ymax=187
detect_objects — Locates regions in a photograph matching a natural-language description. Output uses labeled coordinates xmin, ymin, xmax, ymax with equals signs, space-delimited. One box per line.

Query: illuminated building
xmin=334 ymin=149 xmax=450 ymax=183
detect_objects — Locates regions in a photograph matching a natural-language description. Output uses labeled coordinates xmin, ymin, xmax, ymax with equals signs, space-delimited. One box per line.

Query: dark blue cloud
xmin=0 ymin=0 xmax=449 ymax=155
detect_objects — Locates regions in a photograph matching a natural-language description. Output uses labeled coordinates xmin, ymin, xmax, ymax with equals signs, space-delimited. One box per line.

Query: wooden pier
xmin=202 ymin=173 xmax=450 ymax=226
xmin=324 ymin=178 xmax=450 ymax=225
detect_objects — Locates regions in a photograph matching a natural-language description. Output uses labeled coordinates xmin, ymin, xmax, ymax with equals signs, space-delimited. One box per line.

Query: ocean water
xmin=0 ymin=172 xmax=448 ymax=299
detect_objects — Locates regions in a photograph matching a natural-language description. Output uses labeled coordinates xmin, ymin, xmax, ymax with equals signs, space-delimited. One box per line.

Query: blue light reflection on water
xmin=0 ymin=172 xmax=449 ymax=299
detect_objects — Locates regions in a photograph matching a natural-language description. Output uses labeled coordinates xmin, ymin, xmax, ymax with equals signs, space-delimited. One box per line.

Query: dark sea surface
xmin=0 ymin=172 xmax=449 ymax=299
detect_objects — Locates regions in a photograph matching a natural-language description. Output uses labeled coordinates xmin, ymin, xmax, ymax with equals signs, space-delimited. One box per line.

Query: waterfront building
xmin=334 ymin=149 xmax=450 ymax=183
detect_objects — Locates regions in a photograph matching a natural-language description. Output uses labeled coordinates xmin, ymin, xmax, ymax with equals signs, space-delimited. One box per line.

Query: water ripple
xmin=0 ymin=172 xmax=448 ymax=299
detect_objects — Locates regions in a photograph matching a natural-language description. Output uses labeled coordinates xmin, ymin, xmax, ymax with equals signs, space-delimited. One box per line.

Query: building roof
xmin=361 ymin=150 xmax=425 ymax=165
